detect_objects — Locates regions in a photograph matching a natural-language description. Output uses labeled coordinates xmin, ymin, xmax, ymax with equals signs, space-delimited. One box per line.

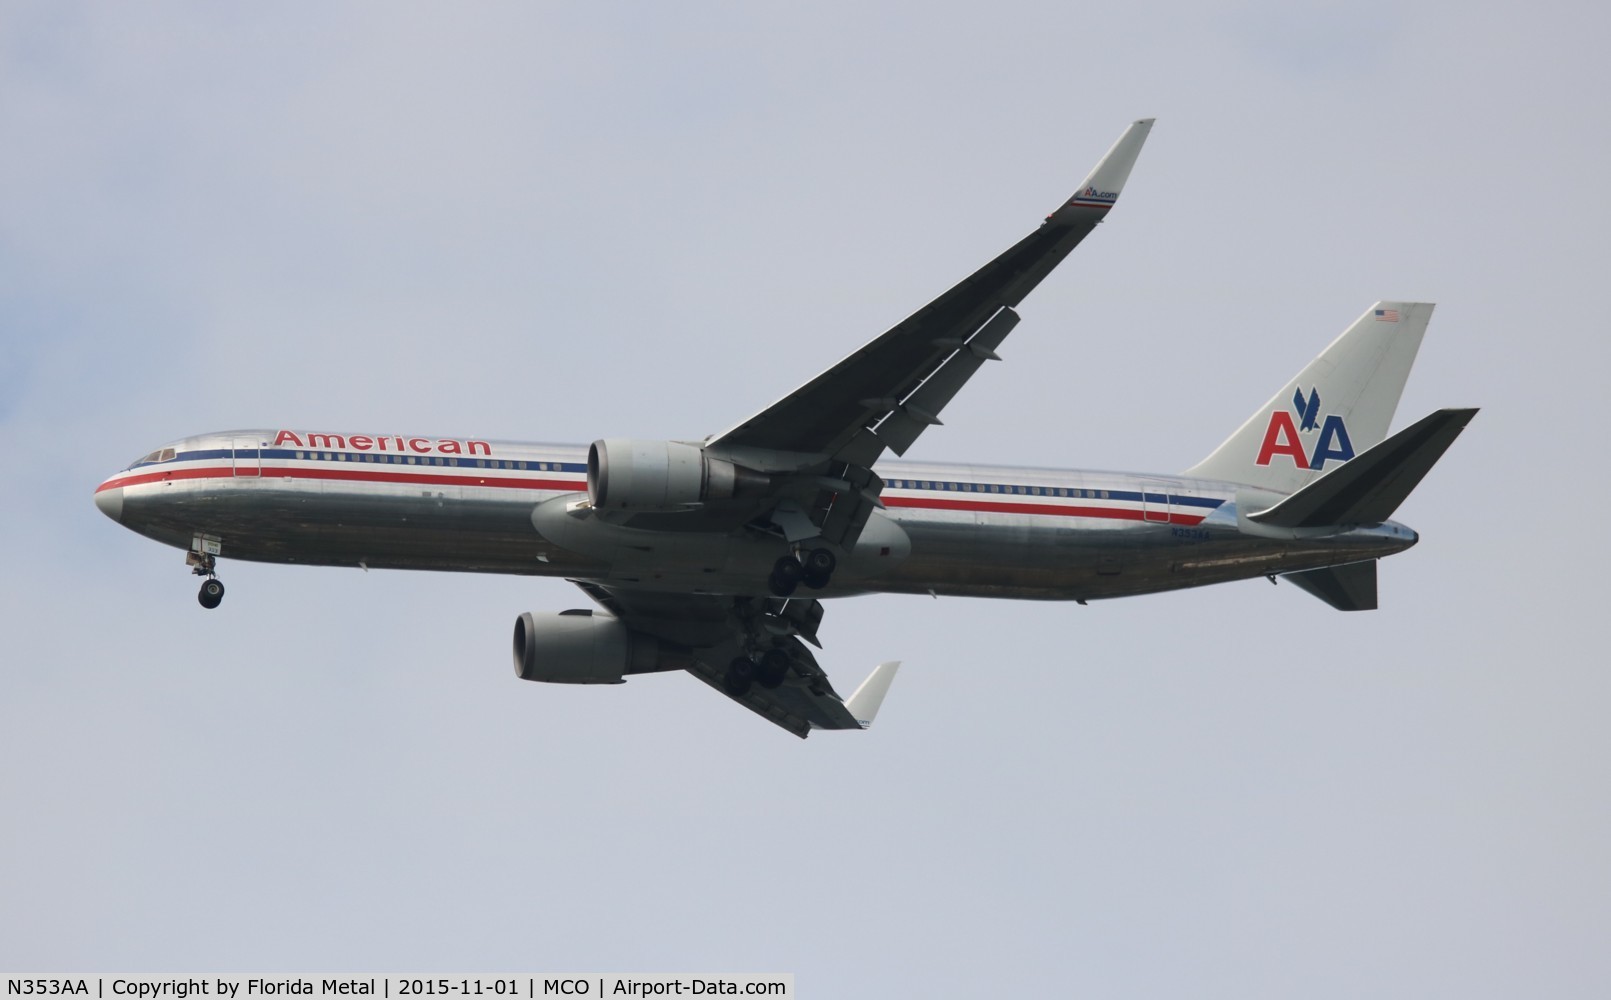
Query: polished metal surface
xmin=100 ymin=431 xmax=1417 ymax=604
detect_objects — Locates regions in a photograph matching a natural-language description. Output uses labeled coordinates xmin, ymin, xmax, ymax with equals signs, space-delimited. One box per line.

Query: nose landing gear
xmin=187 ymin=548 xmax=225 ymax=609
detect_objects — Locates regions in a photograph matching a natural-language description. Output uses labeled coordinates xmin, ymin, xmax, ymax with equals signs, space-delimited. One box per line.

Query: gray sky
xmin=4 ymin=2 xmax=1608 ymax=995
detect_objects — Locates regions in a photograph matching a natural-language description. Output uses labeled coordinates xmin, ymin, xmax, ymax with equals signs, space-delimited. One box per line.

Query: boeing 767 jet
xmin=95 ymin=119 xmax=1476 ymax=736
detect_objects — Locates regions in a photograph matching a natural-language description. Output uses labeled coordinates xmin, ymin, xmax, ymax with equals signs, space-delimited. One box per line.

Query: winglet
xmin=845 ymin=661 xmax=901 ymax=729
xmin=1049 ymin=118 xmax=1155 ymax=220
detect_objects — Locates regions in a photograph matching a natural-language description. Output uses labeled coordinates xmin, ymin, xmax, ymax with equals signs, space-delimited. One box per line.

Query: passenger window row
xmin=886 ymin=478 xmax=1110 ymax=500
xmin=288 ymin=452 xmax=566 ymax=472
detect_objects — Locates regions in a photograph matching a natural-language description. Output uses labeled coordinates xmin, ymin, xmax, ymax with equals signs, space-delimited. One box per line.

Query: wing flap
xmin=876 ymin=308 xmax=1020 ymax=455
xmin=574 ymin=583 xmax=895 ymax=738
xmin=685 ymin=651 xmax=869 ymax=738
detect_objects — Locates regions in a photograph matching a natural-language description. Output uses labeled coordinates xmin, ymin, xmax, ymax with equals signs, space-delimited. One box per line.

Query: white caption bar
xmin=1 ymin=978 xmax=793 ymax=1000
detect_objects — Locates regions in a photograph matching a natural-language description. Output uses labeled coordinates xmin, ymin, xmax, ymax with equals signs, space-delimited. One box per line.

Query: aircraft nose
xmin=94 ymin=484 xmax=124 ymax=523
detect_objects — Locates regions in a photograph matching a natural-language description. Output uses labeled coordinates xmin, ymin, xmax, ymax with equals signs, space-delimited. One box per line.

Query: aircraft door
xmin=232 ymin=437 xmax=261 ymax=478
xmin=1141 ymin=480 xmax=1173 ymax=523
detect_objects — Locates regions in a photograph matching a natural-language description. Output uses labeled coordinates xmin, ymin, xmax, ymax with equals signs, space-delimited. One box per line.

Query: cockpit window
xmin=126 ymin=447 xmax=177 ymax=470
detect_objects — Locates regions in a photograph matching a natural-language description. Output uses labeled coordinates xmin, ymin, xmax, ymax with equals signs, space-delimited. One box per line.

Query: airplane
xmin=93 ymin=119 xmax=1477 ymax=737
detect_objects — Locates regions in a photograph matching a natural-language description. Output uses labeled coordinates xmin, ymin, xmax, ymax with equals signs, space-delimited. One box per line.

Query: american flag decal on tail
xmin=1374 ymin=308 xmax=1400 ymax=322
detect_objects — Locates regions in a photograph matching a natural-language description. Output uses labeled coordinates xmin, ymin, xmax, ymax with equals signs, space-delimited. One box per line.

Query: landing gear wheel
xmin=722 ymin=657 xmax=754 ymax=697
xmin=756 ymin=648 xmax=791 ymax=689
xmin=803 ymin=547 xmax=836 ymax=590
xmin=197 ymin=578 xmax=225 ymax=609
xmin=768 ymin=555 xmax=803 ymax=597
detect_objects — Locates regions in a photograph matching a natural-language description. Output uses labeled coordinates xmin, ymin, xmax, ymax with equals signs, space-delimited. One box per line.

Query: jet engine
xmin=587 ymin=439 xmax=768 ymax=511
xmin=512 ymin=610 xmax=684 ymax=684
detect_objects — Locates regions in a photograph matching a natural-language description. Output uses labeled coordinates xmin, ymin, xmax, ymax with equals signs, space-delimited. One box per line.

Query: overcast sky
xmin=3 ymin=2 xmax=1608 ymax=996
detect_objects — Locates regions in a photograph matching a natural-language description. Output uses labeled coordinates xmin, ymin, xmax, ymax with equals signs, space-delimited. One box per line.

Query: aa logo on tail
xmin=1255 ymin=387 xmax=1355 ymax=470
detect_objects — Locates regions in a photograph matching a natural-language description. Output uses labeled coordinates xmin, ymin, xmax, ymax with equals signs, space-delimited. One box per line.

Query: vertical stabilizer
xmin=1183 ymin=302 xmax=1433 ymax=494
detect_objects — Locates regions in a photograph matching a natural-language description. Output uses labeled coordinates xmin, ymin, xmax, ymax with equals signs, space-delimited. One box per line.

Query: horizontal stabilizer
xmin=1249 ymin=408 xmax=1478 ymax=529
xmin=1282 ymin=560 xmax=1378 ymax=611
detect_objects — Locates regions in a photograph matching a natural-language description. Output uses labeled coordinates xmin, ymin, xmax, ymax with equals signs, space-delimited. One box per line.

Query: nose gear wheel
xmin=197 ymin=578 xmax=225 ymax=609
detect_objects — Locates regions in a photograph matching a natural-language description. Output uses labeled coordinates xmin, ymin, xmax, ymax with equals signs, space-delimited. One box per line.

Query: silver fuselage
xmin=94 ymin=430 xmax=1417 ymax=602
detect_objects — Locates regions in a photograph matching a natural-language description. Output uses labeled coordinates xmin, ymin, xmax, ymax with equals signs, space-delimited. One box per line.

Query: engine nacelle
xmin=512 ymin=610 xmax=682 ymax=684
xmin=587 ymin=438 xmax=767 ymax=511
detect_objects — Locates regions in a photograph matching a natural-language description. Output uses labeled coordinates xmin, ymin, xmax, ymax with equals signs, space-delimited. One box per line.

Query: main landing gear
xmin=768 ymin=547 xmax=836 ymax=597
xmin=188 ymin=550 xmax=225 ymax=609
xmin=723 ymin=648 xmax=793 ymax=698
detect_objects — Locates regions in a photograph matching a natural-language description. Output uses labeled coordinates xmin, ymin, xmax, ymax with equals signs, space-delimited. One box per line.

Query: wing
xmin=708 ymin=118 xmax=1154 ymax=468
xmin=573 ymin=580 xmax=899 ymax=738
xmin=550 ymin=122 xmax=1152 ymax=735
